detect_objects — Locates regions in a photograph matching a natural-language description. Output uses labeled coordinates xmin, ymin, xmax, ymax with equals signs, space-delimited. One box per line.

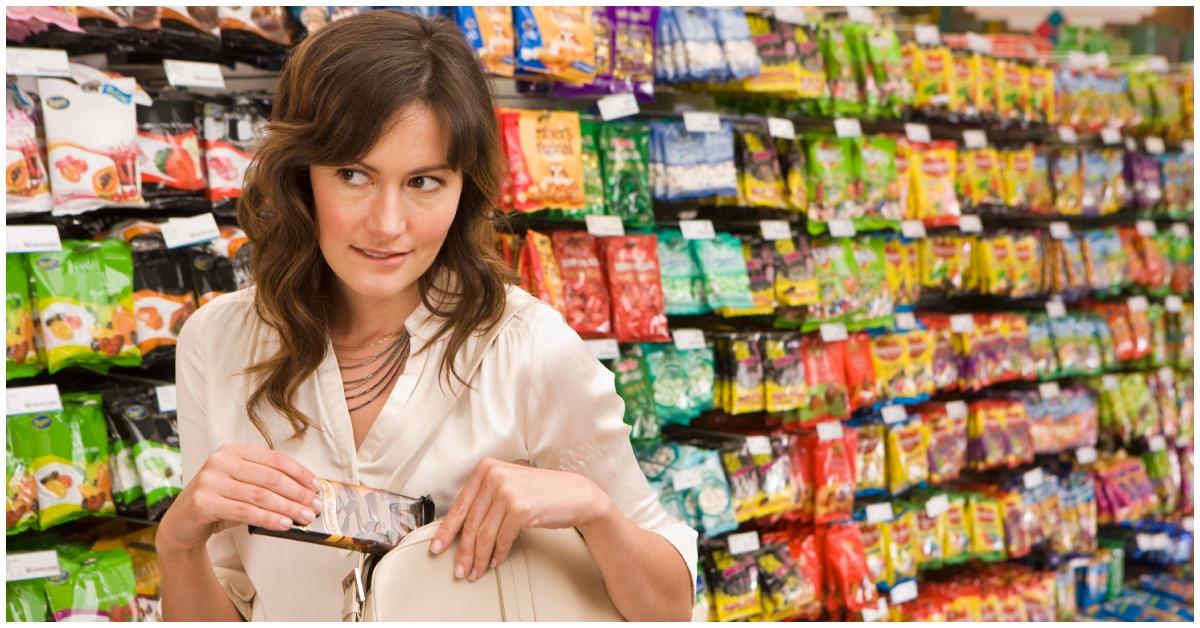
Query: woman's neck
xmin=329 ymin=284 xmax=423 ymax=347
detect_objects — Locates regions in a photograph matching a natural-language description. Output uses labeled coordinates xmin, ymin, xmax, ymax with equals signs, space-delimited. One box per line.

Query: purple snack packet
xmin=553 ymin=7 xmax=659 ymax=101
xmin=1125 ymin=152 xmax=1163 ymax=210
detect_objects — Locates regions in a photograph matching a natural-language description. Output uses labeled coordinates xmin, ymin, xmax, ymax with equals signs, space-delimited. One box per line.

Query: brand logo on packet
xmin=46 ymin=96 xmax=70 ymax=110
xmin=35 ymin=257 xmax=60 ymax=271
xmin=101 ymin=83 xmax=132 ymax=104
xmin=123 ymin=405 xmax=149 ymax=421
xmin=32 ymin=414 xmax=53 ymax=429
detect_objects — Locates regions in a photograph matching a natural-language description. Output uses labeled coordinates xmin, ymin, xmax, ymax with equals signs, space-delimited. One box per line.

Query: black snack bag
xmin=183 ymin=248 xmax=238 ymax=307
xmin=132 ymin=248 xmax=198 ymax=367
xmin=137 ymin=91 xmax=208 ymax=209
xmin=104 ymin=385 xmax=184 ymax=521
xmin=250 ymin=479 xmax=435 ymax=555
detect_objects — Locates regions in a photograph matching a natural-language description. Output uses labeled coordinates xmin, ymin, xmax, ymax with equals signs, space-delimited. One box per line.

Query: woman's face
xmin=310 ymin=102 xmax=462 ymax=305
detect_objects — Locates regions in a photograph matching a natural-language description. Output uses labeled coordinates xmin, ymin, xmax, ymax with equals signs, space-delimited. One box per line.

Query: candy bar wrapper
xmin=250 ymin=478 xmax=434 ymax=555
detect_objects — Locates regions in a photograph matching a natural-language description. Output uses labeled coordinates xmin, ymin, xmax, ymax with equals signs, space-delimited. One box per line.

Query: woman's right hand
xmin=156 ymin=443 xmax=322 ymax=554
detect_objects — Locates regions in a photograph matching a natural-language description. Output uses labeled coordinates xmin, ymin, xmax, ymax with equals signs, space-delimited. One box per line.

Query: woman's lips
xmin=352 ymin=246 xmax=410 ymax=266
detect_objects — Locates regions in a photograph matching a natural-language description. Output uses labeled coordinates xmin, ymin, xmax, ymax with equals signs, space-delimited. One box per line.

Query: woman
xmin=156 ymin=10 xmax=696 ymax=622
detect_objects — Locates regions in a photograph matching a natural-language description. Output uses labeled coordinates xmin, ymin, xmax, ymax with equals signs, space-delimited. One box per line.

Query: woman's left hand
xmin=429 ymin=457 xmax=613 ymax=581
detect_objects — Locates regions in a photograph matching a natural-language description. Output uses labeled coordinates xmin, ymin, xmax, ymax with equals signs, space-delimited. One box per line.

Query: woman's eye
xmin=337 ymin=169 xmax=370 ymax=186
xmin=409 ymin=176 xmax=444 ymax=192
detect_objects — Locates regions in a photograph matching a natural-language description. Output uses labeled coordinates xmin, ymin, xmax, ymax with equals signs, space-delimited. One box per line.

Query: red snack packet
xmin=498 ymin=110 xmax=534 ymax=212
xmin=820 ymin=522 xmax=880 ymax=614
xmin=785 ymin=435 xmax=815 ymax=522
xmin=550 ymin=231 xmax=611 ymax=338
xmin=518 ymin=230 xmax=566 ymax=316
xmin=801 ymin=336 xmax=851 ymax=424
xmin=843 ymin=332 xmax=879 ymax=411
xmin=598 ymin=234 xmax=670 ymax=343
xmin=807 ymin=426 xmax=857 ymax=524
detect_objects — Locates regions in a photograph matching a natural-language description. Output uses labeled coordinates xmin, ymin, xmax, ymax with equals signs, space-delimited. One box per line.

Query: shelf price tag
xmin=759 ymin=220 xmax=792 ymax=240
xmin=925 ymin=495 xmax=950 ymax=517
xmin=962 ymin=129 xmax=988 ymax=149
xmin=163 ymin=59 xmax=226 ymax=89
xmin=828 ymin=219 xmax=856 ymax=238
xmin=866 ymin=502 xmax=895 ymax=524
xmin=683 ymin=111 xmax=721 ymax=134
xmin=881 ymin=405 xmax=908 ymax=425
xmin=5 ymin=47 xmax=71 ymax=77
xmin=905 ymin=123 xmax=931 ymax=143
xmin=820 ymin=323 xmax=848 ymax=342
xmin=900 ymin=220 xmax=927 ymax=239
xmin=672 ymin=328 xmax=706 ymax=351
xmin=679 ymin=219 xmax=715 ymax=240
xmin=597 ymin=93 xmax=639 ymax=121
xmin=727 ymin=531 xmax=761 ymax=556
xmin=914 ymin=25 xmax=941 ymax=47
xmin=862 ymin=599 xmax=889 ymax=623
xmin=1057 ymin=126 xmax=1079 ymax=144
xmin=834 ymin=117 xmax=862 ymax=138
xmin=154 ymin=385 xmax=178 ymax=413
xmin=672 ymin=467 xmax=703 ymax=491
xmin=6 ymin=225 xmax=63 ymax=253
xmin=890 ymin=581 xmax=918 ymax=605
xmin=1075 ymin=446 xmax=1097 ymax=465
xmin=161 ymin=213 xmax=221 ymax=249
xmin=966 ymin=32 xmax=992 ymax=54
xmin=1148 ymin=435 xmax=1167 ymax=452
xmin=1124 ymin=136 xmax=1139 ymax=152
xmin=1136 ymin=220 xmax=1157 ymax=236
xmin=1023 ymin=467 xmax=1045 ymax=489
xmin=1165 ymin=296 xmax=1183 ymax=313
xmin=1127 ymin=296 xmax=1149 ymax=313
xmin=585 ymin=215 xmax=625 ymax=237
xmin=1145 ymin=136 xmax=1165 ymax=154
xmin=584 ymin=339 xmax=620 ymax=361
xmin=1046 ymin=298 xmax=1067 ymax=319
xmin=895 ymin=312 xmax=918 ymax=331
xmin=1038 ymin=382 xmax=1061 ymax=399
xmin=1172 ymin=223 xmax=1190 ymax=237
xmin=817 ymin=421 xmax=844 ymax=442
xmin=958 ymin=215 xmax=983 ymax=233
xmin=846 ymin=6 xmax=875 ymax=24
xmin=6 ymin=550 xmax=61 ymax=582
xmin=950 ymin=314 xmax=975 ymax=333
xmin=946 ymin=401 xmax=968 ymax=420
xmin=774 ymin=7 xmax=808 ymax=25
xmin=6 ymin=384 xmax=63 ymax=416
xmin=767 ymin=116 xmax=796 ymax=140
xmin=1102 ymin=375 xmax=1119 ymax=390
xmin=746 ymin=435 xmax=773 ymax=456
xmin=1100 ymin=127 xmax=1122 ymax=146
xmin=1049 ymin=221 xmax=1071 ymax=240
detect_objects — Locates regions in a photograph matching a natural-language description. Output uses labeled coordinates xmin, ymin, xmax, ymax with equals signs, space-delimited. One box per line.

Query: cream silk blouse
xmin=175 ymin=284 xmax=699 ymax=620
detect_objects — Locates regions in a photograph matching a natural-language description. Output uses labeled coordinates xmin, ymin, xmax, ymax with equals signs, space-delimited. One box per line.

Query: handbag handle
xmin=381 ymin=298 xmax=534 ymax=495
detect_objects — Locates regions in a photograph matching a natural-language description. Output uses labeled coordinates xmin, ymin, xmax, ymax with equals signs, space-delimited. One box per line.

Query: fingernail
xmin=312 ymin=478 xmax=322 ymax=491
xmin=454 ymin=564 xmax=465 ymax=579
xmin=430 ymin=540 xmax=443 ymax=554
xmin=490 ymin=559 xmax=497 ymax=568
xmin=469 ymin=569 xmax=479 ymax=581
xmin=278 ymin=516 xmax=292 ymax=528
xmin=312 ymin=498 xmax=324 ymax=512
xmin=300 ymin=508 xmax=315 ymax=523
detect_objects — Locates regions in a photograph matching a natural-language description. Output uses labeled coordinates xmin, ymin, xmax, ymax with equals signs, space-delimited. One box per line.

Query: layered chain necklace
xmin=333 ymin=328 xmax=411 ymax=413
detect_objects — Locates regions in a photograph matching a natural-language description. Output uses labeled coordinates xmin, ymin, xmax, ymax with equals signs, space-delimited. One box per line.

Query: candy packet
xmin=6 ymin=255 xmax=41 ymax=380
xmin=599 ymin=121 xmax=654 ymax=227
xmin=884 ymin=507 xmax=920 ymax=586
xmin=805 ymin=135 xmax=860 ymax=228
xmin=691 ymin=233 xmax=757 ymax=315
xmin=6 ymin=81 xmax=52 ymax=215
xmin=643 ymin=343 xmax=715 ymax=425
xmin=454 ymin=7 xmax=515 ymax=77
xmin=763 ymin=332 xmax=807 ymax=413
xmin=518 ymin=230 xmax=567 ymax=317
xmin=611 ymin=345 xmax=661 ymax=444
xmin=911 ymin=141 xmax=961 ymax=227
xmin=853 ymin=422 xmax=887 ymax=495
xmin=599 ymin=234 xmax=669 ymax=343
xmin=886 ymin=419 xmax=931 ymax=496
xmin=513 ymin=7 xmax=596 ymax=84
xmin=656 ymin=229 xmax=709 ymax=316
xmin=801 ymin=336 xmax=850 ymax=424
xmin=6 ymin=415 xmax=38 ymax=534
xmin=550 ymin=231 xmax=611 ymax=338
xmin=772 ymin=236 xmax=819 ymax=307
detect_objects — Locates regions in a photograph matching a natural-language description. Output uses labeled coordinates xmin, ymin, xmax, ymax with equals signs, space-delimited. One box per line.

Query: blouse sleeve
xmin=518 ymin=306 xmax=699 ymax=596
xmin=176 ymin=307 xmax=257 ymax=620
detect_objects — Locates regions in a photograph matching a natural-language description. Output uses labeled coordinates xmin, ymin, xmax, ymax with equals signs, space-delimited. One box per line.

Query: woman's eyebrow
xmin=407 ymin=163 xmax=453 ymax=176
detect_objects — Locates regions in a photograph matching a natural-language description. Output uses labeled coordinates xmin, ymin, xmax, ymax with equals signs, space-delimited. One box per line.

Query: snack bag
xmin=726 ymin=333 xmax=766 ymax=415
xmin=847 ymin=238 xmax=893 ymax=328
xmin=517 ymin=110 xmax=586 ymax=211
xmin=1028 ymin=149 xmax=1054 ymax=214
xmin=27 ymin=240 xmax=140 ymax=373
xmin=599 ymin=235 xmax=669 ymax=343
xmin=886 ymin=419 xmax=931 ymax=495
xmin=879 ymin=237 xmax=918 ymax=307
xmin=131 ymin=249 xmax=198 ymax=365
xmin=844 ymin=332 xmax=879 ymax=411
xmin=858 ymin=518 xmax=888 ymax=587
xmin=610 ymin=345 xmax=660 ymax=444
xmin=704 ymin=547 xmax=762 ymax=621
xmin=973 ymin=54 xmax=998 ymax=117
xmin=821 ymin=522 xmax=880 ymax=614
xmin=869 ymin=332 xmax=909 ymax=401
xmin=949 ymin=51 xmax=973 ymax=116
xmin=910 ymin=45 xmax=953 ymax=112
xmin=518 ymin=230 xmax=566 ymax=316
xmin=1028 ymin=66 xmax=1055 ymax=124
xmin=996 ymin=60 xmax=1029 ymax=121
xmin=963 ymin=148 xmax=1005 ymax=206
xmin=513 ymin=7 xmax=596 ymax=84
xmin=801 ymin=336 xmax=850 ymax=424
xmin=810 ymin=426 xmax=857 ymax=524
xmin=724 ymin=236 xmax=775 ymax=317
xmin=922 ymin=316 xmax=960 ymax=392
xmin=756 ymin=542 xmax=813 ymax=621
xmin=197 ymin=95 xmax=262 ymax=210
xmin=455 ymin=7 xmax=515 ymax=77
xmin=773 ymin=237 xmax=819 ymax=307
xmin=6 ymin=82 xmax=52 ymax=214
xmin=764 ymin=333 xmax=807 ymax=413
xmin=136 ymin=93 xmax=207 ymax=208
xmin=576 ymin=118 xmax=606 ymax=218
xmin=859 ymin=135 xmax=901 ymax=225
xmin=550 ymin=231 xmax=611 ymax=338
xmin=735 ymin=123 xmax=786 ymax=209
xmin=911 ymin=141 xmax=961 ymax=226
xmin=1003 ymin=147 xmax=1035 ymax=207
xmin=942 ymin=493 xmax=971 ymax=564
xmin=103 ymin=385 xmax=183 ymax=520
xmin=6 ymin=415 xmax=39 ymax=534
xmin=805 ymin=135 xmax=859 ymax=227
xmin=1052 ymin=149 xmax=1084 ymax=215
xmin=967 ymin=494 xmax=1006 ymax=561
xmin=854 ymin=422 xmax=887 ymax=495
xmin=691 ymin=233 xmax=757 ymax=315
xmin=1009 ymin=233 xmax=1042 ymax=298
xmin=6 ymin=578 xmax=49 ymax=621
xmin=819 ymin=23 xmax=863 ymax=116
xmin=103 ymin=408 xmax=144 ymax=519
xmin=45 ymin=549 xmax=137 ymax=621
xmin=905 ymin=329 xmax=937 ymax=401
xmin=884 ymin=507 xmax=920 ymax=585
xmin=599 ymin=121 xmax=654 ymax=227
xmin=6 ymin=255 xmax=41 ymax=380
xmin=643 ymin=344 xmax=715 ymax=425
xmin=910 ymin=496 xmax=945 ymax=569
xmin=656 ymin=229 xmax=708 ymax=316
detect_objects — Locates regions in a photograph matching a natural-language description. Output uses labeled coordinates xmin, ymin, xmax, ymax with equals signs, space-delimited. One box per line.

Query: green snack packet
xmin=845 ymin=23 xmax=880 ymax=117
xmin=6 ymin=578 xmax=49 ymax=621
xmin=656 ymin=229 xmax=709 ymax=316
xmin=806 ymin=239 xmax=855 ymax=330
xmin=6 ymin=416 xmax=39 ymax=535
xmin=6 ymin=255 xmax=41 ymax=380
xmin=818 ymin=22 xmax=863 ymax=117
xmin=600 ymin=121 xmax=654 ymax=228
xmin=578 ymin=118 xmax=607 ymax=217
xmin=848 ymin=237 xmax=894 ymax=330
xmin=45 ymin=549 xmax=137 ymax=621
xmin=104 ymin=386 xmax=182 ymax=519
xmin=806 ymin=135 xmax=860 ymax=230
xmin=104 ymin=416 xmax=145 ymax=517
xmin=611 ymin=344 xmax=661 ymax=444
xmin=643 ymin=343 xmax=715 ymax=426
xmin=858 ymin=135 xmax=902 ymax=228
xmin=14 ymin=393 xmax=115 ymax=530
xmin=865 ymin=25 xmax=911 ymax=116
xmin=27 ymin=240 xmax=141 ymax=374
xmin=691 ymin=233 xmax=757 ymax=315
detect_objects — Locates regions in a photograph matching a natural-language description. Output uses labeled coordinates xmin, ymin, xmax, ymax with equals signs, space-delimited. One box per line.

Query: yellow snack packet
xmin=886 ymin=420 xmax=930 ymax=495
xmin=884 ymin=508 xmax=920 ymax=585
xmin=517 ymin=110 xmax=586 ymax=211
xmin=996 ymin=60 xmax=1029 ymax=121
xmin=860 ymin=519 xmax=889 ymax=587
xmin=1002 ymin=147 xmax=1036 ymax=207
xmin=910 ymin=141 xmax=960 ymax=226
xmin=911 ymin=44 xmax=953 ymax=110
xmin=950 ymin=51 xmax=974 ymax=115
xmin=973 ymin=54 xmax=998 ymax=116
xmin=1028 ymin=66 xmax=1055 ymax=125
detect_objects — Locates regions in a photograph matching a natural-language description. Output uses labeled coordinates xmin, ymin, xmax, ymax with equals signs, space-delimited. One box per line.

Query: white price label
xmin=6 ymin=384 xmax=63 ymax=416
xmin=1148 ymin=435 xmax=1167 ymax=452
xmin=820 ymin=323 xmax=848 ymax=342
xmin=1075 ymin=446 xmax=1097 ymax=465
xmin=683 ymin=111 xmax=721 ymax=134
xmin=895 ymin=312 xmax=918 ymax=331
xmin=1184 ymin=517 xmax=1194 ymax=533
xmin=925 ymin=495 xmax=950 ymax=517
xmin=161 ymin=213 xmax=221 ymax=249
xmin=6 ymin=550 xmax=61 ymax=582
xmin=901 ymin=220 xmax=927 ymax=239
xmin=890 ymin=580 xmax=919 ymax=605
xmin=946 ymin=401 xmax=968 ymax=420
xmin=5 ymin=47 xmax=71 ymax=77
xmin=679 ymin=219 xmax=715 ymax=240
xmin=817 ymin=421 xmax=844 ymax=442
xmin=1046 ymin=299 xmax=1067 ymax=319
xmin=1148 ymin=56 xmax=1169 ymax=73
xmin=904 ymin=123 xmax=931 ymax=143
xmin=1137 ymin=533 xmax=1169 ymax=550
xmin=1182 ymin=140 xmax=1194 ymax=154
xmin=958 ymin=215 xmax=983 ymax=233
xmin=746 ymin=435 xmax=773 ymax=456
xmin=1102 ymin=375 xmax=1120 ymax=390
xmin=950 ymin=314 xmax=975 ymax=333
xmin=834 ymin=117 xmax=863 ymax=138
xmin=672 ymin=328 xmax=707 ymax=351
xmin=966 ymin=32 xmax=992 ymax=54
xmin=862 ymin=599 xmax=889 ymax=622
xmin=963 ymin=129 xmax=988 ymax=149
xmin=672 ymin=467 xmax=704 ymax=491
xmin=1165 ymin=296 xmax=1183 ymax=313
xmin=6 ymin=225 xmax=63 ymax=253
xmin=882 ymin=405 xmax=908 ymax=425
xmin=828 ymin=219 xmax=856 ymax=238
xmin=1057 ymin=126 xmax=1079 ymax=144
xmin=767 ymin=116 xmax=796 ymax=140
xmin=1145 ymin=137 xmax=1166 ymax=154
xmin=1157 ymin=367 xmax=1174 ymax=384
xmin=866 ymin=502 xmax=895 ymax=524
xmin=1088 ymin=52 xmax=1110 ymax=70
xmin=914 ymin=25 xmax=941 ymax=47
xmin=155 ymin=385 xmax=178 ymax=413
xmin=1023 ymin=468 xmax=1045 ymax=489
xmin=774 ymin=7 xmax=808 ymax=25
xmin=760 ymin=220 xmax=792 ymax=240
xmin=597 ymin=93 xmax=639 ymax=121
xmin=1100 ymin=127 xmax=1122 ymax=146
xmin=846 ymin=6 xmax=875 ymax=24
xmin=1127 ymin=296 xmax=1149 ymax=313
xmin=1125 ymin=136 xmax=1139 ymax=152
xmin=1136 ymin=220 xmax=1158 ymax=236
xmin=1049 ymin=221 xmax=1072 ymax=240
xmin=1039 ymin=382 xmax=1061 ymax=399
xmin=163 ymin=59 xmax=226 ymax=89
xmin=727 ymin=531 xmax=761 ymax=556
xmin=1172 ymin=223 xmax=1190 ymax=237
xmin=585 ymin=215 xmax=625 ymax=237
xmin=584 ymin=339 xmax=620 ymax=361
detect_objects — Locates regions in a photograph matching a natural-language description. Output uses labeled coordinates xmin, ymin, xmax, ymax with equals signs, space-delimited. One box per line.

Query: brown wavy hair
xmin=237 ymin=10 xmax=513 ymax=446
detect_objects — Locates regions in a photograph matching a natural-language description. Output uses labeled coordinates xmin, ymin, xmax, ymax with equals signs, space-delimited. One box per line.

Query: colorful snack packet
xmin=6 ymin=415 xmax=38 ymax=534
xmin=550 ymin=231 xmax=611 ymax=338
xmin=599 ymin=234 xmax=670 ymax=343
xmin=610 ymin=344 xmax=661 ymax=444
xmin=911 ymin=141 xmax=961 ymax=227
xmin=513 ymin=7 xmax=596 ymax=84
xmin=854 ymin=422 xmax=887 ymax=495
xmin=518 ymin=229 xmax=567 ymax=317
xmin=886 ymin=419 xmax=931 ymax=496
xmin=6 ymin=255 xmax=41 ymax=380
xmin=801 ymin=336 xmax=850 ymax=424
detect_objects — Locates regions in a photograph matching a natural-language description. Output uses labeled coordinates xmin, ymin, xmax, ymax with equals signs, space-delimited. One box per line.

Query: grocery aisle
xmin=5 ymin=6 xmax=1194 ymax=622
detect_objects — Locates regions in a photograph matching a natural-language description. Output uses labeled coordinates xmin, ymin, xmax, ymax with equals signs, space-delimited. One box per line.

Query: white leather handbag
xmin=340 ymin=297 xmax=623 ymax=621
